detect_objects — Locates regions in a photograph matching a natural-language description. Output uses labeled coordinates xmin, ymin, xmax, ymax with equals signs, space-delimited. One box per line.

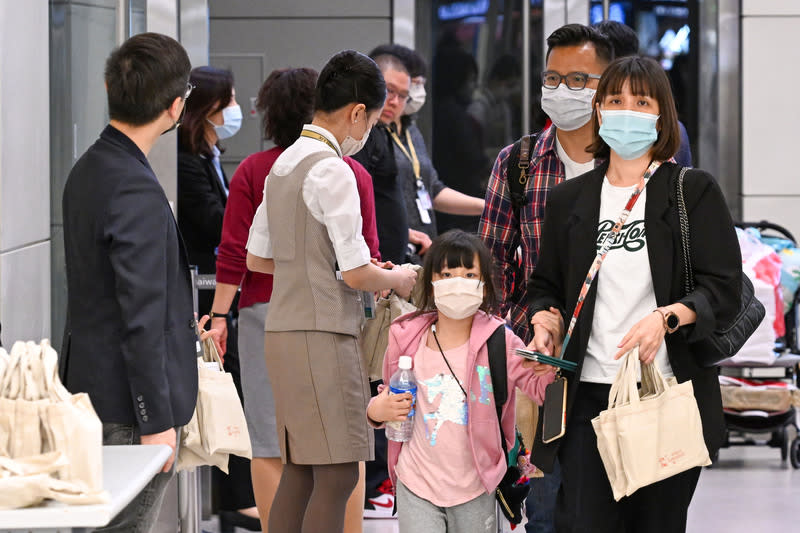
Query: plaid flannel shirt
xmin=479 ymin=125 xmax=566 ymax=343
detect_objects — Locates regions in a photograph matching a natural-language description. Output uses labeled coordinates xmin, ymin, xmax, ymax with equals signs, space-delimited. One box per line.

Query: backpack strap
xmin=506 ymin=133 xmax=537 ymax=222
xmin=487 ymin=324 xmax=510 ymax=455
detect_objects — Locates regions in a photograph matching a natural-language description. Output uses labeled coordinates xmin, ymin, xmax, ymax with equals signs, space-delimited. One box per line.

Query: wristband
xmin=209 ymin=311 xmax=229 ymax=319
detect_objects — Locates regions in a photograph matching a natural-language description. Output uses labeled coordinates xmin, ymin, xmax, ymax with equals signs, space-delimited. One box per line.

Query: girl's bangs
xmin=604 ymin=61 xmax=655 ymax=98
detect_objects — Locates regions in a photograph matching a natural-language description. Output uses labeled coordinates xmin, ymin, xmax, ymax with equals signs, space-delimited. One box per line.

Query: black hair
xmin=105 ymin=32 xmax=191 ymax=126
xmin=433 ymin=36 xmax=478 ymax=99
xmin=369 ymin=43 xmax=428 ymax=79
xmin=414 ymin=230 xmax=498 ymax=316
xmin=178 ymin=66 xmax=234 ymax=157
xmin=257 ymin=68 xmax=318 ymax=148
xmin=315 ymin=50 xmax=386 ymax=113
xmin=594 ymin=20 xmax=639 ymax=57
xmin=545 ymin=23 xmax=614 ymax=65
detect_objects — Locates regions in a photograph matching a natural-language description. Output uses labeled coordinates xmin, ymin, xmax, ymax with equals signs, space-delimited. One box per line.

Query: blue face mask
xmin=208 ymin=104 xmax=242 ymax=140
xmin=598 ymin=109 xmax=660 ymax=160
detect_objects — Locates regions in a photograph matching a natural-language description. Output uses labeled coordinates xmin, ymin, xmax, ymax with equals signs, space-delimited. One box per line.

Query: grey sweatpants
xmin=396 ymin=481 xmax=497 ymax=533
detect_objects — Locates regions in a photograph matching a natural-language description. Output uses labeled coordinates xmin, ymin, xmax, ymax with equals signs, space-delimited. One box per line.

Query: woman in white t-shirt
xmin=526 ymin=56 xmax=742 ymax=532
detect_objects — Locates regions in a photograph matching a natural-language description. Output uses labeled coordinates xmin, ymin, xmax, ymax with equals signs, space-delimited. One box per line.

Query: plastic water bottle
xmin=386 ymin=355 xmax=417 ymax=442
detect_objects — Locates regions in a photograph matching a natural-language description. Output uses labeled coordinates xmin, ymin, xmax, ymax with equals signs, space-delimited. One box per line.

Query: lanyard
xmin=557 ymin=160 xmax=662 ymax=360
xmin=389 ymin=127 xmax=421 ymax=181
xmin=300 ymin=129 xmax=340 ymax=156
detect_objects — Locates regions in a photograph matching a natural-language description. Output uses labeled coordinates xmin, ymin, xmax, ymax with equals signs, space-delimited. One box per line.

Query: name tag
xmin=416 ymin=198 xmax=432 ymax=225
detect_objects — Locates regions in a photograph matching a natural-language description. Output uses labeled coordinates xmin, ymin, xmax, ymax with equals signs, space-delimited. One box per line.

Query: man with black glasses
xmin=61 ymin=32 xmax=198 ymax=533
xmin=478 ymin=24 xmax=612 ymax=533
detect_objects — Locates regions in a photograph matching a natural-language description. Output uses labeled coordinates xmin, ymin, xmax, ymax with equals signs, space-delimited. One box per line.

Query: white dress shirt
xmin=246 ymin=124 xmax=371 ymax=272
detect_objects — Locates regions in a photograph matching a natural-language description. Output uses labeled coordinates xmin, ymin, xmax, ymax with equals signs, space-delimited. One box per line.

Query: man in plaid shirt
xmin=478 ymin=24 xmax=612 ymax=533
xmin=479 ymin=24 xmax=612 ymax=344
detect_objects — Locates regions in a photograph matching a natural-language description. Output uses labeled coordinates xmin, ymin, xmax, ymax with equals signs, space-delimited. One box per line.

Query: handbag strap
xmin=675 ymin=167 xmax=695 ymax=294
xmin=559 ymin=160 xmax=663 ymax=359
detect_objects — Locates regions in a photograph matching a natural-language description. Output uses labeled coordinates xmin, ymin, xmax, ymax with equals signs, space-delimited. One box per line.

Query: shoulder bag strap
xmin=675 ymin=167 xmax=695 ymax=294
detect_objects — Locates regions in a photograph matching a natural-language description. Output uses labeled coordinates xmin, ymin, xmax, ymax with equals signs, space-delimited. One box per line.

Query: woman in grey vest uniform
xmin=246 ymin=50 xmax=418 ymax=533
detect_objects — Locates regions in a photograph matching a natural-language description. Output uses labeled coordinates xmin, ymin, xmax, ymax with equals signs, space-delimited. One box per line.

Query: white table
xmin=0 ymin=444 xmax=172 ymax=532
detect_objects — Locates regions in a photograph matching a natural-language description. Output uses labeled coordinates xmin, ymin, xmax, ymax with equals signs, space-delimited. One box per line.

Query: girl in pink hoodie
xmin=367 ymin=230 xmax=555 ymax=532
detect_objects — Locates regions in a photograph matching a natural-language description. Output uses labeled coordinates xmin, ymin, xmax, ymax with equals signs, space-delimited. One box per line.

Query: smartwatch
xmin=655 ymin=308 xmax=680 ymax=334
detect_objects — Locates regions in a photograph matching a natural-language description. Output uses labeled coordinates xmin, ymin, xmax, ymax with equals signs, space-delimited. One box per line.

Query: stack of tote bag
xmin=0 ymin=340 xmax=108 ymax=509
xmin=177 ymin=332 xmax=251 ymax=472
xmin=592 ymin=347 xmax=711 ymax=501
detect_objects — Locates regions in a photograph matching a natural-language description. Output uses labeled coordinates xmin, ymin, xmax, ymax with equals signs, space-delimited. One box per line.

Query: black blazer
xmin=526 ymin=161 xmax=742 ymax=473
xmin=61 ymin=125 xmax=198 ymax=435
xmin=177 ymin=149 xmax=227 ymax=275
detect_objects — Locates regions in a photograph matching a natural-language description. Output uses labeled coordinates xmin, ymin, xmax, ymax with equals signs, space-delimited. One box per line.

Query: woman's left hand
xmin=197 ymin=314 xmax=226 ymax=362
xmin=614 ymin=311 xmax=666 ymax=365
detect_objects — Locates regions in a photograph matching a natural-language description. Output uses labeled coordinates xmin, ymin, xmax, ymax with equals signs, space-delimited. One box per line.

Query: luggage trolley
xmin=717 ymin=221 xmax=800 ymax=468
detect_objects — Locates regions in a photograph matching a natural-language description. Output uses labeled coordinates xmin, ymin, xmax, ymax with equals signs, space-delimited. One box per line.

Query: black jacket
xmin=352 ymin=126 xmax=409 ymax=264
xmin=177 ymin=149 xmax=227 ymax=275
xmin=61 ymin=125 xmax=198 ymax=435
xmin=527 ymin=162 xmax=741 ymax=472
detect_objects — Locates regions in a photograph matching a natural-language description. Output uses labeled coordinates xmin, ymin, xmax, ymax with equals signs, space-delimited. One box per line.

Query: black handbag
xmin=487 ymin=327 xmax=530 ymax=524
xmin=675 ymin=167 xmax=766 ymax=366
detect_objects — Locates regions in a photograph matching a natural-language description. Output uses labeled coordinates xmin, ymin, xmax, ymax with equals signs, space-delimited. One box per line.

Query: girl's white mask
xmin=432 ymin=277 xmax=485 ymax=320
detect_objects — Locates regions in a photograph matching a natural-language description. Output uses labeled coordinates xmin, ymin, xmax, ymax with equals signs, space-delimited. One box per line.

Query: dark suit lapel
xmin=645 ymin=163 xmax=676 ymax=307
xmin=206 ymin=157 xmax=228 ymax=206
xmin=565 ymin=168 xmax=604 ymax=365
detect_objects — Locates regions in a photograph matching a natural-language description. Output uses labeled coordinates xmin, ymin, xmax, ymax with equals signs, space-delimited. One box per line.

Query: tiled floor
xmin=185 ymin=443 xmax=799 ymax=533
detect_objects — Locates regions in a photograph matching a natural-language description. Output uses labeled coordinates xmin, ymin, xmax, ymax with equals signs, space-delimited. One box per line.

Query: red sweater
xmin=215 ymin=147 xmax=381 ymax=310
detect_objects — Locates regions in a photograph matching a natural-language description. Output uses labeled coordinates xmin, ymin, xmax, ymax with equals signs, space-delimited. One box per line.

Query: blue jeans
xmin=95 ymin=423 xmax=176 ymax=533
xmin=525 ymin=458 xmax=561 ymax=533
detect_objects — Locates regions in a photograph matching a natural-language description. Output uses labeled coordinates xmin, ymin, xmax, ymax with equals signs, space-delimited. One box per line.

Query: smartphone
xmin=542 ymin=377 xmax=568 ymax=443
xmin=515 ymin=349 xmax=577 ymax=372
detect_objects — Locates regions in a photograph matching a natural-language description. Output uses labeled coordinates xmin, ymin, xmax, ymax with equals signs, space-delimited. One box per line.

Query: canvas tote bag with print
xmin=178 ymin=334 xmax=251 ymax=472
xmin=593 ymin=347 xmax=711 ymax=500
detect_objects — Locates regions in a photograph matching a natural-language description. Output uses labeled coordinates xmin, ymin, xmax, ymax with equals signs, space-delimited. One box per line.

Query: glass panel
xmin=429 ymin=0 xmax=544 ymax=233
xmin=130 ymin=0 xmax=147 ymax=36
xmin=589 ymin=0 xmax=698 ymax=162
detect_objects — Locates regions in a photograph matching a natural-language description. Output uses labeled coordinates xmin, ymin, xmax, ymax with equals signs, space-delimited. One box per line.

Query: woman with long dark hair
xmin=177 ymin=66 xmax=258 ymax=530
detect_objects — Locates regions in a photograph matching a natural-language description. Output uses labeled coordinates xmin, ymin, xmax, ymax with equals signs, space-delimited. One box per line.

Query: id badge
xmin=417 ymin=187 xmax=433 ymax=210
xmin=416 ymin=198 xmax=432 ymax=224
xmin=362 ymin=290 xmax=376 ymax=319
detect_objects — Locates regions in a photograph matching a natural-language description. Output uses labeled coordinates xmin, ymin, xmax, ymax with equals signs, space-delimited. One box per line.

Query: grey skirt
xmin=264 ymin=329 xmax=374 ymax=464
xmin=238 ymin=303 xmax=280 ymax=458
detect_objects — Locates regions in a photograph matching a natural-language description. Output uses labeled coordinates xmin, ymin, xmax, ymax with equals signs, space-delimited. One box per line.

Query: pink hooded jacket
xmin=368 ymin=310 xmax=554 ymax=495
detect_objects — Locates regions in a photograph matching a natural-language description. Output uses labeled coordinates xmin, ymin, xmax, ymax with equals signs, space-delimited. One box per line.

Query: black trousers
xmin=555 ymin=382 xmax=701 ymax=533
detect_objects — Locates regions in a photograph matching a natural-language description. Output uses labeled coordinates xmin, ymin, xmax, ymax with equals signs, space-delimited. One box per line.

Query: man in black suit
xmin=61 ymin=32 xmax=196 ymax=533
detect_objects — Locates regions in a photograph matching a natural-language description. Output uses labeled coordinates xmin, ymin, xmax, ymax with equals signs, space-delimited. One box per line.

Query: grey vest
xmin=264 ymin=151 xmax=364 ymax=336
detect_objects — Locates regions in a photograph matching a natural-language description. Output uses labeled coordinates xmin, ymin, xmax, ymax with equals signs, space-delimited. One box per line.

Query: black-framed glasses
xmin=541 ymin=71 xmax=601 ymax=91
xmin=183 ymin=82 xmax=195 ymax=101
xmin=386 ymin=86 xmax=411 ymax=104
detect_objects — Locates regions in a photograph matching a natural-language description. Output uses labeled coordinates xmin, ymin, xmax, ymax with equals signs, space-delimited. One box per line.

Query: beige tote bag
xmin=178 ymin=335 xmax=250 ymax=471
xmin=593 ymin=348 xmax=711 ymax=500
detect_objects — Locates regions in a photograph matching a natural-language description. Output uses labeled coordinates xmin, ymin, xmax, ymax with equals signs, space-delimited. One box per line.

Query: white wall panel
xmin=741 ymin=17 xmax=800 ymax=196
xmin=0 ymin=243 xmax=51 ymax=345
xmin=743 ymin=0 xmax=800 ymax=16
xmin=743 ymin=196 xmax=800 ymax=243
xmin=0 ymin=0 xmax=50 ymax=250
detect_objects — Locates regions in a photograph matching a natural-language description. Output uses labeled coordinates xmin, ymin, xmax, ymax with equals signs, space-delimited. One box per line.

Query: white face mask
xmin=340 ymin=112 xmax=371 ymax=156
xmin=208 ymin=104 xmax=242 ymax=140
xmin=432 ymin=277 xmax=485 ymax=320
xmin=540 ymin=85 xmax=595 ymax=131
xmin=403 ymin=82 xmax=427 ymax=115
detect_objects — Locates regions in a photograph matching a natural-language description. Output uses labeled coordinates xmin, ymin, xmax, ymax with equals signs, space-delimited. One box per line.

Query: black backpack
xmin=487 ymin=326 xmax=530 ymax=524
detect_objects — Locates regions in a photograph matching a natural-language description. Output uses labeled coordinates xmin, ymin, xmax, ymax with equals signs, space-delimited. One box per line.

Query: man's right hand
xmin=141 ymin=427 xmax=177 ymax=473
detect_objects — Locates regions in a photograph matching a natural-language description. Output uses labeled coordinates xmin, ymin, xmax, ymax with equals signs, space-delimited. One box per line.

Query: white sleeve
xmin=245 ymin=175 xmax=273 ymax=258
xmin=303 ymin=158 xmax=371 ymax=272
